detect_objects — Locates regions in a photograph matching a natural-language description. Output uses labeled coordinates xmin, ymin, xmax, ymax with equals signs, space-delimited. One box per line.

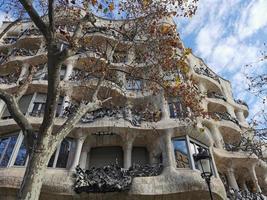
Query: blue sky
xmin=176 ymin=0 xmax=267 ymax=120
xmin=0 ymin=0 xmax=266 ymax=120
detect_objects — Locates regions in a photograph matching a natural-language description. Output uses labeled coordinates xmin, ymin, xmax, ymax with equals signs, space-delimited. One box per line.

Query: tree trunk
xmin=17 ymin=149 xmax=52 ymax=200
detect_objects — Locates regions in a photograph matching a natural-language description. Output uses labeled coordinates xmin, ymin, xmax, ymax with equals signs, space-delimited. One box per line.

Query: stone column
xmin=198 ymin=82 xmax=207 ymax=94
xmin=70 ymin=136 xmax=86 ymax=171
xmin=209 ymin=124 xmax=224 ymax=149
xmin=250 ymin=165 xmax=262 ymax=193
xmin=123 ymin=142 xmax=133 ymax=169
xmin=18 ymin=63 xmax=29 ymax=82
xmin=160 ymin=93 xmax=170 ymax=120
xmin=63 ymin=61 xmax=74 ymax=81
xmin=226 ymin=105 xmax=236 ymax=118
xmin=226 ymin=168 xmax=239 ymax=190
xmin=79 ymin=144 xmax=91 ymax=169
xmin=239 ymin=178 xmax=249 ymax=192
xmin=162 ymin=130 xmax=175 ymax=168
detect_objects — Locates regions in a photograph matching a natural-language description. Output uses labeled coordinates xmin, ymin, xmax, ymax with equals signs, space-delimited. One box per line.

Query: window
xmin=48 ymin=138 xmax=75 ymax=168
xmin=168 ymin=101 xmax=187 ymax=118
xmin=30 ymin=94 xmax=63 ymax=117
xmin=172 ymin=138 xmax=190 ymax=168
xmin=126 ymin=79 xmax=142 ymax=90
xmin=89 ymin=146 xmax=123 ymax=168
xmin=0 ymin=135 xmax=18 ymax=167
xmin=132 ymin=147 xmax=149 ymax=165
xmin=14 ymin=139 xmax=28 ymax=166
xmin=172 ymin=136 xmax=215 ymax=175
xmin=113 ymin=50 xmax=127 ymax=63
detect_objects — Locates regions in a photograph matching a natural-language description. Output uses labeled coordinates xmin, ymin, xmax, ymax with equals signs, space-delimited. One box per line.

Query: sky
xmin=176 ymin=0 xmax=267 ymax=120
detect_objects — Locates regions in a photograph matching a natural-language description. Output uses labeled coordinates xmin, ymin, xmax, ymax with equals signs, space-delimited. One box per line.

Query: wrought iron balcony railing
xmin=62 ymin=104 xmax=162 ymax=127
xmin=0 ymin=72 xmax=18 ymax=84
xmin=234 ymin=99 xmax=248 ymax=108
xmin=12 ymin=48 xmax=38 ymax=57
xmin=194 ymin=67 xmax=220 ymax=83
xmin=207 ymin=92 xmax=226 ymax=101
xmin=213 ymin=112 xmax=239 ymax=125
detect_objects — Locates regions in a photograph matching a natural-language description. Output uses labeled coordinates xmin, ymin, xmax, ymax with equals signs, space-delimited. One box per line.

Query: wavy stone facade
xmin=0 ymin=15 xmax=266 ymax=200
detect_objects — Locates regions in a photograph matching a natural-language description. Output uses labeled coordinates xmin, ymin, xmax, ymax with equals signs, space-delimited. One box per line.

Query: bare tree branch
xmin=15 ymin=65 xmax=35 ymax=100
xmin=0 ymin=89 xmax=35 ymax=152
xmin=48 ymin=0 xmax=55 ymax=34
xmin=19 ymin=0 xmax=50 ymax=40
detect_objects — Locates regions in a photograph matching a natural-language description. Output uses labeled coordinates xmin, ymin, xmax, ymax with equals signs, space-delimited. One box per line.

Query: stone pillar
xmin=79 ymin=144 xmax=91 ymax=169
xmin=198 ymin=82 xmax=207 ymax=94
xmin=18 ymin=63 xmax=29 ymax=82
xmin=239 ymin=178 xmax=249 ymax=192
xmin=122 ymin=133 xmax=135 ymax=169
xmin=226 ymin=168 xmax=239 ymax=190
xmin=63 ymin=61 xmax=74 ymax=81
xmin=123 ymin=142 xmax=133 ymax=169
xmin=160 ymin=93 xmax=170 ymax=120
xmin=250 ymin=165 xmax=262 ymax=193
xmin=162 ymin=130 xmax=175 ymax=168
xmin=209 ymin=124 xmax=224 ymax=149
xmin=70 ymin=136 xmax=86 ymax=170
xmin=59 ymin=95 xmax=71 ymax=117
xmin=226 ymin=105 xmax=236 ymax=118
xmin=236 ymin=110 xmax=246 ymax=124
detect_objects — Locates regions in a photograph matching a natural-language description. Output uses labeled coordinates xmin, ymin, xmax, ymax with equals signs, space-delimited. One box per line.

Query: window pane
xmin=172 ymin=139 xmax=190 ymax=168
xmin=14 ymin=139 xmax=28 ymax=166
xmin=47 ymin=151 xmax=56 ymax=167
xmin=0 ymin=135 xmax=18 ymax=167
xmin=56 ymin=138 xmax=72 ymax=168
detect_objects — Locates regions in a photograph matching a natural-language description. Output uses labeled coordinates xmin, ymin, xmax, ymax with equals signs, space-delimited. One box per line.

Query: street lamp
xmin=193 ymin=147 xmax=214 ymax=200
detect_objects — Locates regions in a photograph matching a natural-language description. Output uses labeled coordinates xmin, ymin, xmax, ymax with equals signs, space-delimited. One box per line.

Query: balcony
xmin=12 ymin=48 xmax=38 ymax=57
xmin=207 ymin=92 xmax=226 ymax=101
xmin=62 ymin=104 xmax=161 ymax=127
xmin=0 ymin=72 xmax=18 ymax=84
xmin=234 ymin=99 xmax=248 ymax=108
xmin=194 ymin=67 xmax=220 ymax=83
xmin=212 ymin=112 xmax=239 ymax=126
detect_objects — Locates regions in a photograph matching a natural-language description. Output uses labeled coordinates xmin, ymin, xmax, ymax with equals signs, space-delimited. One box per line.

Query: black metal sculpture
xmin=74 ymin=164 xmax=163 ymax=193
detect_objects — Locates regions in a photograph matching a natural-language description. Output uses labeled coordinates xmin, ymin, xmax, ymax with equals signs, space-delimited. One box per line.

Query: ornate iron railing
xmin=74 ymin=164 xmax=163 ymax=193
xmin=0 ymin=72 xmax=18 ymax=84
xmin=62 ymin=104 xmax=161 ymax=126
xmin=235 ymin=99 xmax=248 ymax=108
xmin=207 ymin=92 xmax=226 ymax=101
xmin=194 ymin=67 xmax=220 ymax=83
xmin=213 ymin=112 xmax=239 ymax=125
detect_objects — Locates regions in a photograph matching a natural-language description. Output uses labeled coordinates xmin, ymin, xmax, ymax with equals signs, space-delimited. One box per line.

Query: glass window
xmin=126 ymin=79 xmax=142 ymax=90
xmin=169 ymin=101 xmax=187 ymax=118
xmin=47 ymin=138 xmax=74 ymax=168
xmin=172 ymin=138 xmax=190 ymax=168
xmin=0 ymin=135 xmax=18 ymax=167
xmin=56 ymin=138 xmax=72 ymax=168
xmin=47 ymin=151 xmax=56 ymax=167
xmin=14 ymin=139 xmax=28 ymax=166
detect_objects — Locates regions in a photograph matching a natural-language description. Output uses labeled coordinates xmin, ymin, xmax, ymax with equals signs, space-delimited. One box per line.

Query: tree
xmin=245 ymin=44 xmax=267 ymax=141
xmin=0 ymin=0 xmax=200 ymax=199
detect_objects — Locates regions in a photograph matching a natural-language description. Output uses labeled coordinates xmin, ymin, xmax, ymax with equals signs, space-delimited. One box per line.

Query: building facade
xmin=0 ymin=13 xmax=266 ymax=200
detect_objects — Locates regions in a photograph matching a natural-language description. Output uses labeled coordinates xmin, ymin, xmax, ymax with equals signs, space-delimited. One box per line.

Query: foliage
xmin=0 ymin=0 xmax=200 ymax=199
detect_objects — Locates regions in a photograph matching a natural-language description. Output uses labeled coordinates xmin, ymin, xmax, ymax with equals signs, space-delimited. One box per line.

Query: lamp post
xmin=193 ymin=147 xmax=214 ymax=200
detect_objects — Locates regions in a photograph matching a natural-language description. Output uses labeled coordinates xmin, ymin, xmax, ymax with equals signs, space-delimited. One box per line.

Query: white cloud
xmin=237 ymin=0 xmax=267 ymax=39
xmin=177 ymin=0 xmax=267 ymax=118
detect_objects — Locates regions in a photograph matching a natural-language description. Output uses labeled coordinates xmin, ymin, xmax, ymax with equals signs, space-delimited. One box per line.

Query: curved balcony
xmin=193 ymin=69 xmax=223 ymax=95
xmin=0 ymin=53 xmax=46 ymax=74
xmin=0 ymin=166 xmax=226 ymax=200
xmin=213 ymin=148 xmax=258 ymax=170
